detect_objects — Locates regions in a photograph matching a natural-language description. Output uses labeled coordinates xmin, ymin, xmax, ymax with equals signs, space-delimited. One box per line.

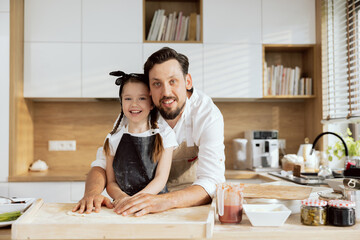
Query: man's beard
xmin=158 ymin=97 xmax=186 ymax=120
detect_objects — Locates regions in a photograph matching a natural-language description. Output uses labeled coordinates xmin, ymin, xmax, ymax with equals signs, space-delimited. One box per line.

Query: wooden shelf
xmin=143 ymin=0 xmax=202 ymax=42
xmin=262 ymin=44 xmax=316 ymax=99
xmin=263 ymin=95 xmax=316 ymax=99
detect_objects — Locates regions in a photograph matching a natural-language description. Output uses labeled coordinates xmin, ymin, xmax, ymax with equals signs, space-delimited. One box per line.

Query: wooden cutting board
xmin=12 ymin=199 xmax=214 ymax=240
xmin=243 ymin=183 xmax=312 ymax=200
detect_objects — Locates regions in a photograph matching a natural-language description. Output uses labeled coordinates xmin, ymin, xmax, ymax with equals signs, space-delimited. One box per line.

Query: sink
xmin=225 ymin=170 xmax=278 ymax=184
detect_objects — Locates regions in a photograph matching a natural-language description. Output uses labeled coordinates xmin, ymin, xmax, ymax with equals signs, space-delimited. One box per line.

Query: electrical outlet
xmin=48 ymin=140 xmax=76 ymax=151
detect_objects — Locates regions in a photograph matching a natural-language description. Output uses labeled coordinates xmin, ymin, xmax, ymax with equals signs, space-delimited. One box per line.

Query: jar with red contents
xmin=216 ymin=183 xmax=244 ymax=224
xmin=300 ymin=199 xmax=327 ymax=226
xmin=328 ymin=200 xmax=356 ymax=226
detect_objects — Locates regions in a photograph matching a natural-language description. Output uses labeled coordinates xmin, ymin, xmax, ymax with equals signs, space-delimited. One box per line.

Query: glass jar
xmin=328 ymin=200 xmax=356 ymax=226
xmin=216 ymin=183 xmax=244 ymax=224
xmin=300 ymin=199 xmax=327 ymax=226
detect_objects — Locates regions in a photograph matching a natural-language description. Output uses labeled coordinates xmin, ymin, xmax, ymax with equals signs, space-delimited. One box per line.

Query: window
xmin=322 ymin=0 xmax=360 ymax=123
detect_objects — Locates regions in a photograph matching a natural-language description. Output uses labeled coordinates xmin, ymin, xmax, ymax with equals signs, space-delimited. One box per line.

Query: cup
xmin=216 ymin=183 xmax=244 ymax=224
xmin=343 ymin=188 xmax=360 ymax=220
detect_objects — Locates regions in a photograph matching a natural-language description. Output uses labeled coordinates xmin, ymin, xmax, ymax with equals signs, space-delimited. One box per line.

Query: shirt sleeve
xmin=90 ymin=147 xmax=107 ymax=169
xmin=159 ymin=125 xmax=178 ymax=149
xmin=192 ymin=108 xmax=226 ymax=198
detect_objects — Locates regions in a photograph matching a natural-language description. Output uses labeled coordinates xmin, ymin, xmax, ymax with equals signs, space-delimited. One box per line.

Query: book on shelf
xmin=157 ymin=15 xmax=167 ymax=41
xmin=188 ymin=13 xmax=197 ymax=41
xmin=265 ymin=64 xmax=312 ymax=96
xmin=196 ymin=14 xmax=201 ymax=41
xmin=175 ymin=11 xmax=183 ymax=41
xmin=149 ymin=9 xmax=165 ymax=41
xmin=147 ymin=9 xmax=159 ymax=40
xmin=147 ymin=9 xmax=200 ymax=42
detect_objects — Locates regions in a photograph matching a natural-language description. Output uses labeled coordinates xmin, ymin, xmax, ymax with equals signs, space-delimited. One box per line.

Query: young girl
xmin=103 ymin=71 xmax=177 ymax=211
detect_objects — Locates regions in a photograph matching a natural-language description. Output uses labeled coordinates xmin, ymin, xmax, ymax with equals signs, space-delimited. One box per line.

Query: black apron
xmin=113 ymin=133 xmax=168 ymax=196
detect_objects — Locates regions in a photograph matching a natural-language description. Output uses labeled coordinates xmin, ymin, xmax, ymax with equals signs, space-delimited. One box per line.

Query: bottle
xmin=300 ymin=199 xmax=327 ymax=226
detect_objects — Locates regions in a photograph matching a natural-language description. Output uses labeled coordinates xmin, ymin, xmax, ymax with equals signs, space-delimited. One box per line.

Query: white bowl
xmin=243 ymin=204 xmax=291 ymax=227
xmin=0 ymin=198 xmax=35 ymax=214
xmin=325 ymin=178 xmax=344 ymax=192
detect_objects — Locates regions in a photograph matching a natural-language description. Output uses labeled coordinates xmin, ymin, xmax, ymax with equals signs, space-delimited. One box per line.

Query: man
xmin=73 ymin=47 xmax=225 ymax=216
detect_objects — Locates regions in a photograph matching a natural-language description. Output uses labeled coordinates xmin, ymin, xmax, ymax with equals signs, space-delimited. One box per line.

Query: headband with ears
xmin=109 ymin=71 xmax=146 ymax=86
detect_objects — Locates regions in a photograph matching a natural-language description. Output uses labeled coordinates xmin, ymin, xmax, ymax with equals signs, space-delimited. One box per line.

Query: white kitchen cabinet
xmin=0 ymin=182 xmax=9 ymax=197
xmin=82 ymin=43 xmax=143 ymax=98
xmin=0 ymin=10 xmax=9 ymax=182
xmin=262 ymin=0 xmax=316 ymax=44
xmin=203 ymin=0 xmax=261 ymax=44
xmin=9 ymin=182 xmax=72 ymax=203
xmin=70 ymin=182 xmax=85 ymax=202
xmin=204 ymin=44 xmax=262 ymax=98
xmin=24 ymin=0 xmax=81 ymax=42
xmin=82 ymin=0 xmax=142 ymax=43
xmin=70 ymin=182 xmax=111 ymax=202
xmin=0 ymin=0 xmax=9 ymax=11
xmin=24 ymin=43 xmax=82 ymax=98
xmin=143 ymin=44 xmax=204 ymax=91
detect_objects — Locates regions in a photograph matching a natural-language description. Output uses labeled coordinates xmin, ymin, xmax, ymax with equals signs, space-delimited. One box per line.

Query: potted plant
xmin=326 ymin=128 xmax=360 ymax=168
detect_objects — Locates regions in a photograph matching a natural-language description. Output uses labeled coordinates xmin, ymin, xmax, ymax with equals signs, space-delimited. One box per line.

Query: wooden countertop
xmin=1 ymin=216 xmax=359 ymax=240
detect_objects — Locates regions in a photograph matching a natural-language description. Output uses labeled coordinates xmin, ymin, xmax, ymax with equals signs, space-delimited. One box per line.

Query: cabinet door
xmin=0 ymin=183 xmax=8 ymax=197
xmin=143 ymin=44 xmax=204 ymax=91
xmin=203 ymin=0 xmax=261 ymax=44
xmin=262 ymin=0 xmax=315 ymax=44
xmin=0 ymin=0 xmax=9 ymax=11
xmin=24 ymin=43 xmax=81 ymax=98
xmin=0 ymin=11 xmax=9 ymax=182
xmin=82 ymin=43 xmax=143 ymax=98
xmin=24 ymin=0 xmax=81 ymax=42
xmin=9 ymin=182 xmax=71 ymax=203
xmin=82 ymin=0 xmax=142 ymax=43
xmin=204 ymin=44 xmax=262 ymax=98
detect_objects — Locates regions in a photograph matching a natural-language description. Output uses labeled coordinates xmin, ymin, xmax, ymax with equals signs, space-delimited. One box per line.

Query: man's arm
xmin=115 ymin=185 xmax=211 ymax=217
xmin=72 ymin=166 xmax=113 ymax=213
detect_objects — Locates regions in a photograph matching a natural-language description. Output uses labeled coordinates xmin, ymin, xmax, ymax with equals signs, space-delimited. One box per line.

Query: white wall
xmin=0 ymin=0 xmax=9 ymax=182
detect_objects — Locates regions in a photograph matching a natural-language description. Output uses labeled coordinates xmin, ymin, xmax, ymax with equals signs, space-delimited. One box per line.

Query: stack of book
xmin=263 ymin=63 xmax=312 ymax=96
xmin=146 ymin=9 xmax=201 ymax=41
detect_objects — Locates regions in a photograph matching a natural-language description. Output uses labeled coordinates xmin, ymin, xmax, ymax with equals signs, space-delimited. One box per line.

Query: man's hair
xmin=144 ymin=47 xmax=189 ymax=78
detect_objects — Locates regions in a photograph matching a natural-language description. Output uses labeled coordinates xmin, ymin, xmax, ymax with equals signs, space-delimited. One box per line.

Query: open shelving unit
xmin=262 ymin=44 xmax=316 ymax=99
xmin=143 ymin=0 xmax=202 ymax=43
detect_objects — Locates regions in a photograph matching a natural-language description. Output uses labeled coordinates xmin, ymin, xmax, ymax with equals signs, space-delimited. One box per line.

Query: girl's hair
xmin=103 ymin=71 xmax=164 ymax=163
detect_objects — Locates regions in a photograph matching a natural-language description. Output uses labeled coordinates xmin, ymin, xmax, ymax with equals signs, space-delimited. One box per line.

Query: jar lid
xmin=301 ymin=199 xmax=327 ymax=206
xmin=328 ymin=200 xmax=356 ymax=208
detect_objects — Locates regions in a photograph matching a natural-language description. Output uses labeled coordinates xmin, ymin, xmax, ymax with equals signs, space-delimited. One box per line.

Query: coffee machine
xmin=244 ymin=130 xmax=280 ymax=171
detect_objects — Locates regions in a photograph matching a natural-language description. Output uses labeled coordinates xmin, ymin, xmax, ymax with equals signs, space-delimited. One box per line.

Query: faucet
xmin=310 ymin=132 xmax=349 ymax=157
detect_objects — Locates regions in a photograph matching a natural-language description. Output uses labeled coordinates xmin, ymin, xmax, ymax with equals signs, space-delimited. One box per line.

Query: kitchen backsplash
xmin=33 ymin=101 xmax=306 ymax=171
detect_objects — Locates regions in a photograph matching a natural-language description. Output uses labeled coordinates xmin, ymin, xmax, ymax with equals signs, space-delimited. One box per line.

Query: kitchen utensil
xmin=0 ymin=196 xmax=26 ymax=204
xmin=232 ymin=138 xmax=247 ymax=170
xmin=343 ymin=178 xmax=360 ymax=190
xmin=242 ymin=183 xmax=312 ymax=200
xmin=216 ymin=183 xmax=244 ymax=223
xmin=243 ymin=204 xmax=291 ymax=227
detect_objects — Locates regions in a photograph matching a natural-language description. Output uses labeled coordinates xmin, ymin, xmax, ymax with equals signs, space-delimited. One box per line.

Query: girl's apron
xmin=113 ymin=133 xmax=167 ymax=196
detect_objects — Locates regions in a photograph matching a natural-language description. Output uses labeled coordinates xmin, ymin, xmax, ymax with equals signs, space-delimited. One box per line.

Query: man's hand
xmin=114 ymin=193 xmax=172 ymax=217
xmin=72 ymin=194 xmax=113 ymax=214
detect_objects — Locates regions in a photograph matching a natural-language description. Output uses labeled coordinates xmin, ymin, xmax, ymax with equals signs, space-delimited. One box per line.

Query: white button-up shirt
xmin=92 ymin=88 xmax=226 ymax=197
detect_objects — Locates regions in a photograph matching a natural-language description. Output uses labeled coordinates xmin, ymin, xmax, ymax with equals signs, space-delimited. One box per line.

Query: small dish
xmin=0 ymin=198 xmax=35 ymax=214
xmin=243 ymin=204 xmax=291 ymax=227
xmin=325 ymin=178 xmax=345 ymax=192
